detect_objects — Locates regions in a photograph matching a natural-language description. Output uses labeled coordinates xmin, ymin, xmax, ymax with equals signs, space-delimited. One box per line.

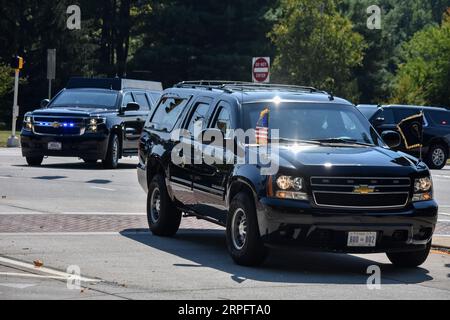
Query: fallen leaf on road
xmin=33 ymin=260 xmax=44 ymax=268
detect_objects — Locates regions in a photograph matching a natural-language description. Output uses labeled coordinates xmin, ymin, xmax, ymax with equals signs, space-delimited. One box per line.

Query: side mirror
xmin=40 ymin=99 xmax=50 ymax=109
xmin=122 ymin=102 xmax=140 ymax=113
xmin=382 ymin=130 xmax=401 ymax=149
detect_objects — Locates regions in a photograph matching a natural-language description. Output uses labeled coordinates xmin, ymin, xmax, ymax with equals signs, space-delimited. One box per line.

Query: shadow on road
xmin=120 ymin=228 xmax=433 ymax=285
xmin=14 ymin=161 xmax=137 ymax=170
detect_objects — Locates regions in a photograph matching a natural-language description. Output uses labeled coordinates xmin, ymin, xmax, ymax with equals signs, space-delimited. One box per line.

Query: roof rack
xmin=174 ymin=80 xmax=325 ymax=94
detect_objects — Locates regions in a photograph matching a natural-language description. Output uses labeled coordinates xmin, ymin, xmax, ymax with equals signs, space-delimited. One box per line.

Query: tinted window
xmin=186 ymin=103 xmax=211 ymax=135
xmin=148 ymin=92 xmax=162 ymax=105
xmin=357 ymin=106 xmax=378 ymax=120
xmin=150 ymin=97 xmax=189 ymax=131
xmin=212 ymin=105 xmax=232 ymax=137
xmin=243 ymin=103 xmax=381 ymax=146
xmin=134 ymin=92 xmax=150 ymax=110
xmin=50 ymin=90 xmax=119 ymax=109
xmin=375 ymin=108 xmax=395 ymax=124
xmin=393 ymin=108 xmax=422 ymax=123
xmin=427 ymin=110 xmax=450 ymax=126
xmin=122 ymin=93 xmax=134 ymax=106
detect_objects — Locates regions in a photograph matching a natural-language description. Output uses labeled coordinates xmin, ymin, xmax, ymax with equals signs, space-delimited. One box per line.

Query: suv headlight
xmin=86 ymin=117 xmax=105 ymax=133
xmin=270 ymin=176 xmax=308 ymax=201
xmin=413 ymin=177 xmax=433 ymax=202
xmin=23 ymin=116 xmax=32 ymax=131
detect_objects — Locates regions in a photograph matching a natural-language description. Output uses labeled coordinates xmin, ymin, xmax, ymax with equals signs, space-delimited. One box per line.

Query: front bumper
xmin=20 ymin=130 xmax=109 ymax=160
xmin=257 ymin=198 xmax=438 ymax=253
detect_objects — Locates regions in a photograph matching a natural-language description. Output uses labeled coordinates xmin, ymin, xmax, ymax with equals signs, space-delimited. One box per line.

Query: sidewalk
xmin=433 ymin=236 xmax=450 ymax=249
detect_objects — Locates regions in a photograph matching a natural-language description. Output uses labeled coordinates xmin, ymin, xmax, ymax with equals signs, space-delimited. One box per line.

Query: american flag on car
xmin=256 ymin=107 xmax=270 ymax=145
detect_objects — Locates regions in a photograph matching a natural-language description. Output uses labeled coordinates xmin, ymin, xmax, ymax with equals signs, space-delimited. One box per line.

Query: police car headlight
xmin=23 ymin=116 xmax=32 ymax=131
xmin=87 ymin=118 xmax=105 ymax=133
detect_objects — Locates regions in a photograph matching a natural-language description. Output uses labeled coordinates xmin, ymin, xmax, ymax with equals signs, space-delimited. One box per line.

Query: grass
xmin=0 ymin=130 xmax=11 ymax=147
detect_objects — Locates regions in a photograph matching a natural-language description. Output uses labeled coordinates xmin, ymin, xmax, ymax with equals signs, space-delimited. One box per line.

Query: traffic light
xmin=10 ymin=56 xmax=24 ymax=70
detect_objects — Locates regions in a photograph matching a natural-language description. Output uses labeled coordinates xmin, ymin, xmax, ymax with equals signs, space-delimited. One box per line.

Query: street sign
xmin=47 ymin=49 xmax=56 ymax=99
xmin=252 ymin=57 xmax=270 ymax=83
xmin=47 ymin=49 xmax=56 ymax=80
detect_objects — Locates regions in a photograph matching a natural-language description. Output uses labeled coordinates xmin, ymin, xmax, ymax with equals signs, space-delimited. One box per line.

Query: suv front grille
xmin=310 ymin=177 xmax=411 ymax=209
xmin=32 ymin=117 xmax=86 ymax=136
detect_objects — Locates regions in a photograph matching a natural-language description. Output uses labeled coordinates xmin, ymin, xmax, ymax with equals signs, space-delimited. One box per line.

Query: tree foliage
xmin=268 ymin=0 xmax=366 ymax=100
xmin=392 ymin=10 xmax=450 ymax=106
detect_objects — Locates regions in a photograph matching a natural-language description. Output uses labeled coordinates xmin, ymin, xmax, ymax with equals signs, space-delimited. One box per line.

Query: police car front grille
xmin=310 ymin=177 xmax=411 ymax=209
xmin=32 ymin=117 xmax=86 ymax=136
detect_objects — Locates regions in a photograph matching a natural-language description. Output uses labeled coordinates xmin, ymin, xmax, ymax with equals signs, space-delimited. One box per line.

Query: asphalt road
xmin=0 ymin=148 xmax=449 ymax=300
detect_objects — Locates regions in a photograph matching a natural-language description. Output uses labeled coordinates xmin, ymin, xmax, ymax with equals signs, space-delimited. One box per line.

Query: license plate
xmin=347 ymin=232 xmax=377 ymax=247
xmin=47 ymin=142 xmax=62 ymax=151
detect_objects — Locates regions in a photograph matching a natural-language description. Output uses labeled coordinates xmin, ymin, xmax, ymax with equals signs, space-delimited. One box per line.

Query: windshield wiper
xmin=276 ymin=138 xmax=322 ymax=145
xmin=311 ymin=138 xmax=374 ymax=147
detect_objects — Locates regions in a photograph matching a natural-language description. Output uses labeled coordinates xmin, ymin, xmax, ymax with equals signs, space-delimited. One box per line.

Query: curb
xmin=432 ymin=236 xmax=450 ymax=250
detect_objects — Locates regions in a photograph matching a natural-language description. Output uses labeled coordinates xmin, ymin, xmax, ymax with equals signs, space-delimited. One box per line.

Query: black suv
xmin=21 ymin=78 xmax=162 ymax=168
xmin=138 ymin=81 xmax=438 ymax=267
xmin=357 ymin=104 xmax=450 ymax=170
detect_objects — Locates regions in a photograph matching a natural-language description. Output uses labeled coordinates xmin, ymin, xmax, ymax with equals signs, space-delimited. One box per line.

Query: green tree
xmin=130 ymin=0 xmax=275 ymax=86
xmin=269 ymin=0 xmax=365 ymax=101
xmin=339 ymin=0 xmax=450 ymax=103
xmin=391 ymin=11 xmax=450 ymax=107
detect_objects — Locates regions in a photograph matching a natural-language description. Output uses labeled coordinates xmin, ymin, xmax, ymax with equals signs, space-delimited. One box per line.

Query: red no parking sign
xmin=252 ymin=57 xmax=270 ymax=83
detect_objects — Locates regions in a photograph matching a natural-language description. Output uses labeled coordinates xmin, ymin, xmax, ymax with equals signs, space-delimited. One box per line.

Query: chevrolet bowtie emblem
xmin=52 ymin=122 xmax=61 ymax=128
xmin=353 ymin=185 xmax=375 ymax=195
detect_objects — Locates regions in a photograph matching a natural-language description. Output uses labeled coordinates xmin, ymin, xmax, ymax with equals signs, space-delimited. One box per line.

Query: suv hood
xmin=30 ymin=107 xmax=114 ymax=117
xmin=275 ymin=144 xmax=426 ymax=176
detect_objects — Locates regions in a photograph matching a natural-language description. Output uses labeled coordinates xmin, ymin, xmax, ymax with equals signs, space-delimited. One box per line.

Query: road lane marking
xmin=434 ymin=234 xmax=450 ymax=238
xmin=0 ymin=282 xmax=38 ymax=289
xmin=90 ymin=186 xmax=116 ymax=192
xmin=438 ymin=219 xmax=450 ymax=223
xmin=0 ymin=257 xmax=101 ymax=283
xmin=0 ymin=212 xmax=145 ymax=216
xmin=439 ymin=213 xmax=450 ymax=217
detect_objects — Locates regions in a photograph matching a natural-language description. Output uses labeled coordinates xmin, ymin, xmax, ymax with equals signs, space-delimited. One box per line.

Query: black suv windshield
xmin=243 ymin=102 xmax=381 ymax=146
xmin=49 ymin=90 xmax=119 ymax=109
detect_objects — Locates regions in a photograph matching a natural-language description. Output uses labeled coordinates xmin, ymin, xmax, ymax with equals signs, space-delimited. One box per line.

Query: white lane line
xmin=433 ymin=175 xmax=450 ymax=179
xmin=0 ymin=257 xmax=101 ymax=283
xmin=90 ymin=186 xmax=116 ymax=192
xmin=434 ymin=234 xmax=450 ymax=238
xmin=0 ymin=282 xmax=38 ymax=289
xmin=0 ymin=231 xmax=148 ymax=236
xmin=0 ymin=212 xmax=145 ymax=216
xmin=438 ymin=219 xmax=450 ymax=223
xmin=0 ymin=273 xmax=65 ymax=281
xmin=439 ymin=213 xmax=450 ymax=217
xmin=0 ymin=176 xmax=10 ymax=179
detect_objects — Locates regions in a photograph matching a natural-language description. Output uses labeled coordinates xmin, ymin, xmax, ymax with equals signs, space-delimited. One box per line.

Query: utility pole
xmin=7 ymin=56 xmax=23 ymax=148
xmin=47 ymin=49 xmax=56 ymax=99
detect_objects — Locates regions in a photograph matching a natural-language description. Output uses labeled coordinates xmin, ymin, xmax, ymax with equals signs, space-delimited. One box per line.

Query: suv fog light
xmin=412 ymin=192 xmax=433 ymax=202
xmin=276 ymin=191 xmax=308 ymax=201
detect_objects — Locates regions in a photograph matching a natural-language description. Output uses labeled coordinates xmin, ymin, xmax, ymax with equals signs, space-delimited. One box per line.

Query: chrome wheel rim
xmin=112 ymin=137 xmax=119 ymax=166
xmin=432 ymin=148 xmax=445 ymax=166
xmin=150 ymin=187 xmax=161 ymax=223
xmin=231 ymin=208 xmax=248 ymax=250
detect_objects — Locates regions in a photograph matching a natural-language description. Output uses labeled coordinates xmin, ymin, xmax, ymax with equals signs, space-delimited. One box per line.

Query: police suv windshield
xmin=243 ymin=102 xmax=382 ymax=146
xmin=49 ymin=90 xmax=119 ymax=109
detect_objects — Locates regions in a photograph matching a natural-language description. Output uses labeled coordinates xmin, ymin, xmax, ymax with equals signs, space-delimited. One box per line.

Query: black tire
xmin=147 ymin=174 xmax=182 ymax=237
xmin=83 ymin=159 xmax=98 ymax=164
xmin=26 ymin=156 xmax=44 ymax=166
xmin=386 ymin=241 xmax=432 ymax=268
xmin=425 ymin=144 xmax=448 ymax=170
xmin=226 ymin=192 xmax=268 ymax=266
xmin=102 ymin=133 xmax=120 ymax=169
